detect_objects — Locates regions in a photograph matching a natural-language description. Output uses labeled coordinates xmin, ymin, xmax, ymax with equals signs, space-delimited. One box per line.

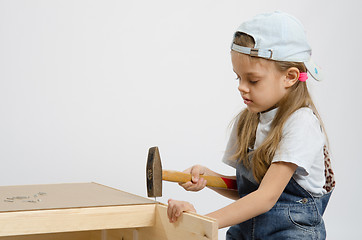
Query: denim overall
xmin=226 ymin=149 xmax=333 ymax=240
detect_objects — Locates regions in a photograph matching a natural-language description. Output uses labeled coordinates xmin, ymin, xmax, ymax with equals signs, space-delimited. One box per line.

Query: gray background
xmin=1 ymin=0 xmax=361 ymax=239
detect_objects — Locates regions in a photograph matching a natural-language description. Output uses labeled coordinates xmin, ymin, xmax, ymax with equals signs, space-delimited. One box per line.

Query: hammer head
xmin=146 ymin=146 xmax=162 ymax=198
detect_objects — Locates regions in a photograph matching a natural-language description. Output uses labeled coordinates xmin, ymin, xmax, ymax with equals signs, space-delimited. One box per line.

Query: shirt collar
xmin=259 ymin=108 xmax=278 ymax=124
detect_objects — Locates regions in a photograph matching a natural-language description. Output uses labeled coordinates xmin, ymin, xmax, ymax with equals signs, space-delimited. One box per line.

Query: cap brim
xmin=304 ymin=59 xmax=323 ymax=81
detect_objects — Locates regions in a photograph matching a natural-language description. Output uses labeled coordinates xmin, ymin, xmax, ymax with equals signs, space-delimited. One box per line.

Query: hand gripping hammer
xmin=146 ymin=146 xmax=237 ymax=198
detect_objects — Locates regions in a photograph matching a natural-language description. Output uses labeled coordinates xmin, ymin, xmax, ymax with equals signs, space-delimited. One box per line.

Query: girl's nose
xmin=238 ymin=79 xmax=249 ymax=94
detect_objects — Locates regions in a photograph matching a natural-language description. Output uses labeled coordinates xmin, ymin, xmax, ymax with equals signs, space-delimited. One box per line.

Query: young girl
xmin=167 ymin=11 xmax=335 ymax=239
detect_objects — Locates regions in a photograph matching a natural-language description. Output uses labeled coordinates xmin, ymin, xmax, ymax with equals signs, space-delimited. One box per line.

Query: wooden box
xmin=0 ymin=182 xmax=217 ymax=240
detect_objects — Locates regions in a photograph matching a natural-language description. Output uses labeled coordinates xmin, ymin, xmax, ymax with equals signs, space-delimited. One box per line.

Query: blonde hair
xmin=231 ymin=32 xmax=327 ymax=183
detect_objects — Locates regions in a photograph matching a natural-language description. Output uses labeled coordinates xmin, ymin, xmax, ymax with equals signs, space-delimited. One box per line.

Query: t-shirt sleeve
xmin=272 ymin=108 xmax=325 ymax=176
xmin=222 ymin=121 xmax=239 ymax=169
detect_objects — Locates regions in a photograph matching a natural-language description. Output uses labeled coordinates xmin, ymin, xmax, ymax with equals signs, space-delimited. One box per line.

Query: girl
xmin=167 ymin=11 xmax=335 ymax=239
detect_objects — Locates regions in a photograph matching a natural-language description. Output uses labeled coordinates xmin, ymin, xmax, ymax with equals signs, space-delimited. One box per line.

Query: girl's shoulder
xmin=281 ymin=107 xmax=324 ymax=140
xmin=285 ymin=107 xmax=320 ymax=127
xmin=290 ymin=107 xmax=317 ymax=118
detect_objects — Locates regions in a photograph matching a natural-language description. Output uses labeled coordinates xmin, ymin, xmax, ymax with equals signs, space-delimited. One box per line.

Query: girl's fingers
xmin=191 ymin=177 xmax=207 ymax=191
xmin=198 ymin=178 xmax=207 ymax=188
xmin=179 ymin=178 xmax=207 ymax=191
xmin=167 ymin=199 xmax=173 ymax=221
xmin=175 ymin=207 xmax=181 ymax=219
xmin=167 ymin=199 xmax=196 ymax=223
xmin=179 ymin=181 xmax=193 ymax=189
xmin=182 ymin=165 xmax=207 ymax=184
xmin=168 ymin=199 xmax=180 ymax=223
xmin=179 ymin=181 xmax=197 ymax=191
xmin=179 ymin=165 xmax=209 ymax=192
xmin=182 ymin=167 xmax=192 ymax=174
xmin=172 ymin=203 xmax=179 ymax=221
xmin=190 ymin=166 xmax=201 ymax=183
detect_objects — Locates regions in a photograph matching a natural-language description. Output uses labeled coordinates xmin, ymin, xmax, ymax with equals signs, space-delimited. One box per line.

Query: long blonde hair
xmin=231 ymin=32 xmax=327 ymax=183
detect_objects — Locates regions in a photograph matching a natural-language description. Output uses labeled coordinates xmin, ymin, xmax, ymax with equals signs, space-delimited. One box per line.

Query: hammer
xmin=146 ymin=146 xmax=237 ymax=198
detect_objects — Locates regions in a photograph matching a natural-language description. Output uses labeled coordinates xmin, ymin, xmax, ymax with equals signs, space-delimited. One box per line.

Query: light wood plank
xmin=137 ymin=204 xmax=218 ymax=240
xmin=0 ymin=204 xmax=155 ymax=237
xmin=0 ymin=182 xmax=155 ymax=212
xmin=0 ymin=230 xmax=99 ymax=240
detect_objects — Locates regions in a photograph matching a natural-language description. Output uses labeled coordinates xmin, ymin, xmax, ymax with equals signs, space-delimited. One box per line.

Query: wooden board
xmin=0 ymin=230 xmax=101 ymax=240
xmin=137 ymin=204 xmax=218 ymax=240
xmin=0 ymin=204 xmax=156 ymax=236
xmin=0 ymin=205 xmax=218 ymax=240
xmin=0 ymin=183 xmax=218 ymax=239
xmin=0 ymin=182 xmax=154 ymax=212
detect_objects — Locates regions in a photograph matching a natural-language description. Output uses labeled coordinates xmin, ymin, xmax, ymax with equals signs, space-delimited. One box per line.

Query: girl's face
xmin=231 ymin=51 xmax=290 ymax=113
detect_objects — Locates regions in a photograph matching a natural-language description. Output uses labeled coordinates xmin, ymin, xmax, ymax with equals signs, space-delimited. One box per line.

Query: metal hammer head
xmin=146 ymin=146 xmax=162 ymax=198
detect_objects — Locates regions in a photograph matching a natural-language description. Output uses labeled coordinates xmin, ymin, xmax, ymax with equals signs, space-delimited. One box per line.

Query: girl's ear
xmin=284 ymin=67 xmax=299 ymax=88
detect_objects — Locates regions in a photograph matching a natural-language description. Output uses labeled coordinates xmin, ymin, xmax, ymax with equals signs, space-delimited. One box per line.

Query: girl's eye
xmin=249 ymin=80 xmax=258 ymax=84
xmin=235 ymin=77 xmax=240 ymax=81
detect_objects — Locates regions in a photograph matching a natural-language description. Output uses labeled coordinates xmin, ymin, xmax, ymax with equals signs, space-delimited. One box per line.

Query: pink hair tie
xmin=299 ymin=72 xmax=308 ymax=82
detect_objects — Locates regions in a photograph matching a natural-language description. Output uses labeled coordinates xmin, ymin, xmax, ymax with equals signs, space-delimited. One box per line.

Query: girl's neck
xmin=260 ymin=105 xmax=278 ymax=114
xmin=259 ymin=107 xmax=278 ymax=124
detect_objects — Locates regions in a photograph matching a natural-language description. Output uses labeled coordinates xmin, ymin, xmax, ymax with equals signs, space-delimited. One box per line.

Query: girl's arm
xmin=206 ymin=161 xmax=297 ymax=228
xmin=167 ymin=161 xmax=297 ymax=228
xmin=180 ymin=165 xmax=239 ymax=200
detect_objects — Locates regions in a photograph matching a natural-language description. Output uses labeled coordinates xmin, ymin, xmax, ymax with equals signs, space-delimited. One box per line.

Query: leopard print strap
xmin=323 ymin=145 xmax=336 ymax=193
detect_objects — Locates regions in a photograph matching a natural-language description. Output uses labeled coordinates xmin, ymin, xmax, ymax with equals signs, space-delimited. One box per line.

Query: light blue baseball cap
xmin=231 ymin=11 xmax=323 ymax=81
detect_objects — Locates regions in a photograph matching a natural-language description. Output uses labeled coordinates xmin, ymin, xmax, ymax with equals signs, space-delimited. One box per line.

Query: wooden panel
xmin=137 ymin=204 xmax=218 ymax=240
xmin=91 ymin=205 xmax=218 ymax=240
xmin=0 ymin=230 xmax=100 ymax=240
xmin=0 ymin=229 xmax=139 ymax=240
xmin=0 ymin=204 xmax=155 ymax=237
xmin=0 ymin=182 xmax=155 ymax=212
xmin=0 ymin=204 xmax=218 ymax=240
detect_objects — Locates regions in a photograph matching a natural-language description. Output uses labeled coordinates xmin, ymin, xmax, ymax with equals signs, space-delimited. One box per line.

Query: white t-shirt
xmin=222 ymin=107 xmax=327 ymax=197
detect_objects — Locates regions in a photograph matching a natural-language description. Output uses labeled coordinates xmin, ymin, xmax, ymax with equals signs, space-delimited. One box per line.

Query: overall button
xmin=297 ymin=198 xmax=308 ymax=204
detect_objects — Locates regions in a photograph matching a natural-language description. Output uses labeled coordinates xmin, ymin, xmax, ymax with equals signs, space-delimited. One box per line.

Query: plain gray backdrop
xmin=1 ymin=0 xmax=361 ymax=239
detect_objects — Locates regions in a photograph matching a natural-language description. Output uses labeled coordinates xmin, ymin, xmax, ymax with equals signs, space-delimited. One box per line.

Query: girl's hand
xmin=167 ymin=199 xmax=196 ymax=223
xmin=179 ymin=165 xmax=208 ymax=192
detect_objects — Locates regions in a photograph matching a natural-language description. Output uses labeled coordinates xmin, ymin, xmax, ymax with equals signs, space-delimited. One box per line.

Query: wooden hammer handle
xmin=162 ymin=170 xmax=237 ymax=190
